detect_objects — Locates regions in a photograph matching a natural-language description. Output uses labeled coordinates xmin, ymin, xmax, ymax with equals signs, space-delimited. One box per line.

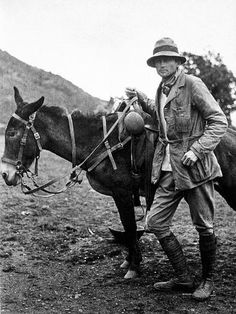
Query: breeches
xmin=145 ymin=171 xmax=215 ymax=239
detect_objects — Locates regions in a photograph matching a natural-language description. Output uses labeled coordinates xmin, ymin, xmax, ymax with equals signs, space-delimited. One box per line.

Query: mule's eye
xmin=7 ymin=130 xmax=17 ymax=137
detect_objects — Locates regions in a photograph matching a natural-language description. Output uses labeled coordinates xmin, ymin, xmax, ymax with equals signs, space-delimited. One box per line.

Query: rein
xmin=3 ymin=97 xmax=138 ymax=197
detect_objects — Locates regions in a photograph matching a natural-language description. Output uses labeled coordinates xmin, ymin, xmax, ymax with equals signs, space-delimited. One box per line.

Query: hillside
xmin=0 ymin=50 xmax=107 ymax=125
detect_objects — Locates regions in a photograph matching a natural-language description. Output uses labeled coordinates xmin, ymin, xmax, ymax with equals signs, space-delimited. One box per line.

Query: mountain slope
xmin=0 ymin=50 xmax=107 ymax=125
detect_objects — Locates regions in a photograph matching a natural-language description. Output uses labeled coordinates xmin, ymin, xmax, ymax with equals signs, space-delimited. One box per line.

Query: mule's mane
xmin=38 ymin=105 xmax=117 ymax=133
xmin=71 ymin=109 xmax=117 ymax=125
xmin=71 ymin=109 xmax=104 ymax=120
xmin=39 ymin=105 xmax=67 ymax=119
xmin=39 ymin=105 xmax=115 ymax=121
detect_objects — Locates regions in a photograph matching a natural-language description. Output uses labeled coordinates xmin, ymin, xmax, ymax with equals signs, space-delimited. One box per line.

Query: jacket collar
xmin=158 ymin=69 xmax=186 ymax=105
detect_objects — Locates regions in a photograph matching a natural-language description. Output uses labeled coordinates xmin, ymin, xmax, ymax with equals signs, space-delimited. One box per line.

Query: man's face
xmin=154 ymin=56 xmax=180 ymax=79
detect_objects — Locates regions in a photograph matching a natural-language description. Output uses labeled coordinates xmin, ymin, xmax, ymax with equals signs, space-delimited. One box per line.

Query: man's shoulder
xmin=183 ymin=72 xmax=212 ymax=96
xmin=184 ymin=73 xmax=202 ymax=84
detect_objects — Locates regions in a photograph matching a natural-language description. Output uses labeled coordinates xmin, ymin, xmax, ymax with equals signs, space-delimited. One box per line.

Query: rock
xmin=0 ymin=250 xmax=12 ymax=258
xmin=2 ymin=264 xmax=16 ymax=272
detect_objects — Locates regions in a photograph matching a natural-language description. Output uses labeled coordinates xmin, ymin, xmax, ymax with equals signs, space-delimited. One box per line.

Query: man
xmin=125 ymin=37 xmax=228 ymax=301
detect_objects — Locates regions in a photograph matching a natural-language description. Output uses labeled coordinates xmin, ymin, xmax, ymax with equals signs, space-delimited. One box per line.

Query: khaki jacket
xmin=141 ymin=70 xmax=228 ymax=190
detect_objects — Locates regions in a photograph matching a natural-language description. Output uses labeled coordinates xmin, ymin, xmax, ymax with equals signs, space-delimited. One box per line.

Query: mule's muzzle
xmin=2 ymin=171 xmax=7 ymax=180
xmin=1 ymin=159 xmax=21 ymax=186
xmin=1 ymin=171 xmax=20 ymax=186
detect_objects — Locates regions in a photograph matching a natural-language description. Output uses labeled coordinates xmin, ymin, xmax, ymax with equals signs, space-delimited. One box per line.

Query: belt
xmin=159 ymin=133 xmax=203 ymax=145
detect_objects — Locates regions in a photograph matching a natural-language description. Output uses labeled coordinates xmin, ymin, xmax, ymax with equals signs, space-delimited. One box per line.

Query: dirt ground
xmin=0 ymin=135 xmax=236 ymax=314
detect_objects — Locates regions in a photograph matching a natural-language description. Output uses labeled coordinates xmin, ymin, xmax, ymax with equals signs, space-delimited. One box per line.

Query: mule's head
xmin=1 ymin=87 xmax=44 ymax=186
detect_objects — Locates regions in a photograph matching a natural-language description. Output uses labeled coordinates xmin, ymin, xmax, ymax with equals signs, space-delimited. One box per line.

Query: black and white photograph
xmin=0 ymin=0 xmax=236 ymax=313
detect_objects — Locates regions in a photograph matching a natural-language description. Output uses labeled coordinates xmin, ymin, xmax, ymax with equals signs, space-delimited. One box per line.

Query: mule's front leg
xmin=112 ymin=189 xmax=142 ymax=279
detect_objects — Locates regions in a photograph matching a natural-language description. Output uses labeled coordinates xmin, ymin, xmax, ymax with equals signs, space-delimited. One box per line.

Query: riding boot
xmin=192 ymin=233 xmax=217 ymax=301
xmin=154 ymin=232 xmax=193 ymax=291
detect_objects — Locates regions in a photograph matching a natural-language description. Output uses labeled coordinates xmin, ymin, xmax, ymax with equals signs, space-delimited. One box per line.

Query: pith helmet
xmin=147 ymin=37 xmax=186 ymax=67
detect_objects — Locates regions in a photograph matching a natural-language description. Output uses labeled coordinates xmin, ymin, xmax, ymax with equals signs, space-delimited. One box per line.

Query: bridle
xmin=1 ymin=111 xmax=82 ymax=197
xmin=1 ymin=112 xmax=42 ymax=176
xmin=2 ymin=96 xmax=138 ymax=197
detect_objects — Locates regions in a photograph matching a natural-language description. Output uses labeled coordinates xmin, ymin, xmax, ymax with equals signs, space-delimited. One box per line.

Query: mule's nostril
xmin=2 ymin=172 xmax=7 ymax=180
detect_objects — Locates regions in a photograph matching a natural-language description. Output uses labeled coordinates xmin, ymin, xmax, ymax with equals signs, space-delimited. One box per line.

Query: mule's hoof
xmin=124 ymin=270 xmax=138 ymax=279
xmin=120 ymin=260 xmax=130 ymax=269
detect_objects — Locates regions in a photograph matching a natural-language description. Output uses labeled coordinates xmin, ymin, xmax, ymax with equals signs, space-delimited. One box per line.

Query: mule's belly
xmin=86 ymin=173 xmax=113 ymax=196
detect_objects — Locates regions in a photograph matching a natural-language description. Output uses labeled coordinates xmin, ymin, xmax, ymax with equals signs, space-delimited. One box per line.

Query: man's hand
xmin=125 ymin=87 xmax=137 ymax=99
xmin=181 ymin=150 xmax=198 ymax=166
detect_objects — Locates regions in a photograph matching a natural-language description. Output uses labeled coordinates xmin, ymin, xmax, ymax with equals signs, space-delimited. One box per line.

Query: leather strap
xmin=102 ymin=115 xmax=117 ymax=170
xmin=87 ymin=136 xmax=131 ymax=172
xmin=158 ymin=133 xmax=203 ymax=145
xmin=67 ymin=114 xmax=76 ymax=167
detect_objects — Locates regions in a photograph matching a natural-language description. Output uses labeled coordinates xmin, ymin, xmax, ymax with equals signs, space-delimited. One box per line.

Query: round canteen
xmin=124 ymin=111 xmax=145 ymax=135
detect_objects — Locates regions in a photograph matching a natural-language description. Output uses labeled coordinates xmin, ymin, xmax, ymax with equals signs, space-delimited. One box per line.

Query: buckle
xmin=104 ymin=140 xmax=111 ymax=150
xmin=34 ymin=132 xmax=40 ymax=140
xmin=16 ymin=160 xmax=23 ymax=171
xmin=26 ymin=122 xmax=33 ymax=129
xmin=117 ymin=142 xmax=123 ymax=149
xmin=20 ymin=138 xmax=27 ymax=145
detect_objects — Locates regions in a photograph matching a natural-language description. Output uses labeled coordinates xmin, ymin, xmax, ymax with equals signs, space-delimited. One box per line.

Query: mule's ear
xmin=14 ymin=86 xmax=23 ymax=105
xmin=16 ymin=95 xmax=45 ymax=118
xmin=29 ymin=96 xmax=45 ymax=114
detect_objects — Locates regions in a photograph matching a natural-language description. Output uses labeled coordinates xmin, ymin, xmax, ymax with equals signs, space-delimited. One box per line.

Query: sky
xmin=0 ymin=0 xmax=236 ymax=101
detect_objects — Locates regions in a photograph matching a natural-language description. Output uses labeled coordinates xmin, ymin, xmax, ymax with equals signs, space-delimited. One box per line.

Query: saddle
xmin=114 ymin=100 xmax=158 ymax=211
xmin=88 ymin=98 xmax=157 ymax=211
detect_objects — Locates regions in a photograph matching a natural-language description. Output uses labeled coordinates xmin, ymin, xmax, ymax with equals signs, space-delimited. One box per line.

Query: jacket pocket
xmin=188 ymin=156 xmax=211 ymax=183
xmin=174 ymin=108 xmax=191 ymax=133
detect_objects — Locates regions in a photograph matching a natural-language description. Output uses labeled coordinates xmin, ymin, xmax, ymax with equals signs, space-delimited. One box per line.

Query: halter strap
xmin=67 ymin=113 xmax=78 ymax=181
xmin=1 ymin=113 xmax=42 ymax=171
xmin=13 ymin=112 xmax=42 ymax=152
xmin=12 ymin=113 xmax=28 ymax=124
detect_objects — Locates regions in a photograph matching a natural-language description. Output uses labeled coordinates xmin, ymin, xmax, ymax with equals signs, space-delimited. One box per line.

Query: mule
xmin=1 ymin=88 xmax=236 ymax=279
xmin=1 ymin=87 xmax=156 ymax=279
